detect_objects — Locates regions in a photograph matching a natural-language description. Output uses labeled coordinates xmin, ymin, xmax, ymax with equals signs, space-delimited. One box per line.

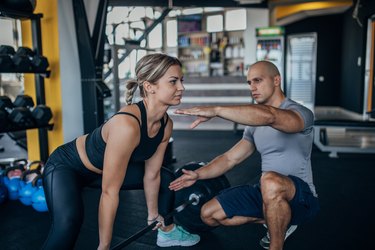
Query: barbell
xmin=110 ymin=162 xmax=230 ymax=249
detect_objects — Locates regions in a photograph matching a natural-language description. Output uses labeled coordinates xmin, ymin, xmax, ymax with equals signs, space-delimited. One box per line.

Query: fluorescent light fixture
xmin=233 ymin=0 xmax=264 ymax=4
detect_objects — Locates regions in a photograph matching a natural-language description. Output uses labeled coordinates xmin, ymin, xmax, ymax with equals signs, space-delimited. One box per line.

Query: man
xmin=169 ymin=60 xmax=319 ymax=250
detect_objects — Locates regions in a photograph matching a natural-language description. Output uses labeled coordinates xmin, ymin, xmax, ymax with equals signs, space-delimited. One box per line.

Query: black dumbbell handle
xmin=110 ymin=193 xmax=201 ymax=250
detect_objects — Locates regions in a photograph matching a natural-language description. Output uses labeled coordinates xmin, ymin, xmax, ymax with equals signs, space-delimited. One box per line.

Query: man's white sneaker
xmin=259 ymin=224 xmax=298 ymax=249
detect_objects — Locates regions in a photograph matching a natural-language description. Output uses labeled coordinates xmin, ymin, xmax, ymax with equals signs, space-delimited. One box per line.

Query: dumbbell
xmin=13 ymin=95 xmax=52 ymax=126
xmin=11 ymin=47 xmax=32 ymax=71
xmin=0 ymin=45 xmax=15 ymax=71
xmin=0 ymin=95 xmax=35 ymax=127
xmin=0 ymin=95 xmax=35 ymax=128
xmin=13 ymin=47 xmax=49 ymax=72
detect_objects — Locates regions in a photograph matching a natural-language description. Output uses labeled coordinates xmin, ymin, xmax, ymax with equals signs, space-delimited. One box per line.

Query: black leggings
xmin=41 ymin=140 xmax=175 ymax=250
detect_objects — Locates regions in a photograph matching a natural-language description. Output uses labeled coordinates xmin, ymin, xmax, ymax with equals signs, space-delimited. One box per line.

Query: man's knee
xmin=260 ymin=171 xmax=292 ymax=202
xmin=200 ymin=202 xmax=212 ymax=221
xmin=200 ymin=198 xmax=223 ymax=226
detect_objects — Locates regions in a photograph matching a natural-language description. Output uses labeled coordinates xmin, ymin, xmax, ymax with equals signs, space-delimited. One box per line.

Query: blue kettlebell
xmin=18 ymin=163 xmax=43 ymax=206
xmin=31 ymin=177 xmax=48 ymax=212
xmin=3 ymin=160 xmax=26 ymax=200
xmin=18 ymin=180 xmax=38 ymax=206
xmin=3 ymin=176 xmax=21 ymax=200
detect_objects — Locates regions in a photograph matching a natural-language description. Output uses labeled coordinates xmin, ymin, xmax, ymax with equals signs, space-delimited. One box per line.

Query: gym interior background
xmin=1 ymin=0 xmax=375 ymax=249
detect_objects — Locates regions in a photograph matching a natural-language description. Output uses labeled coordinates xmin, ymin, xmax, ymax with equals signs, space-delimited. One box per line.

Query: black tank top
xmin=85 ymin=101 xmax=168 ymax=170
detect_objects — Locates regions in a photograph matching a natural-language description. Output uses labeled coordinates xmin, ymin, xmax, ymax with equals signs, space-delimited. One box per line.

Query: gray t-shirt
xmin=243 ymin=98 xmax=317 ymax=196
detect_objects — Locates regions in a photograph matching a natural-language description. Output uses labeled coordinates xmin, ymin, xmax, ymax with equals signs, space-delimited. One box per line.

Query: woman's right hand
xmin=147 ymin=214 xmax=165 ymax=230
xmin=169 ymin=169 xmax=198 ymax=191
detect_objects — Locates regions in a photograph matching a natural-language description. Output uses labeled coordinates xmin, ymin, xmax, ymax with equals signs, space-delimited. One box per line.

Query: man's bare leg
xmin=200 ymin=198 xmax=265 ymax=227
xmin=261 ymin=171 xmax=296 ymax=250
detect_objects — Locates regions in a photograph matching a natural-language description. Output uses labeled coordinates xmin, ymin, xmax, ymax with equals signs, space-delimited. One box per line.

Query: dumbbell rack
xmin=0 ymin=9 xmax=52 ymax=162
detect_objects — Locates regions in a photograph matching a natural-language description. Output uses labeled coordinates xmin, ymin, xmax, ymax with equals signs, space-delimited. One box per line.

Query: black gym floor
xmin=0 ymin=130 xmax=374 ymax=250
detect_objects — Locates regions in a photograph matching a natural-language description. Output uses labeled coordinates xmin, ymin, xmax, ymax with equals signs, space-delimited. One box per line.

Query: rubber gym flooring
xmin=0 ymin=130 xmax=374 ymax=250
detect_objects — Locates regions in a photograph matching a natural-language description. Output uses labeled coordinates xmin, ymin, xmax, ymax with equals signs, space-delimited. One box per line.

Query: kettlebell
xmin=3 ymin=159 xmax=27 ymax=200
xmin=18 ymin=161 xmax=44 ymax=206
xmin=3 ymin=176 xmax=21 ymax=200
xmin=31 ymin=176 xmax=48 ymax=212
xmin=18 ymin=170 xmax=41 ymax=206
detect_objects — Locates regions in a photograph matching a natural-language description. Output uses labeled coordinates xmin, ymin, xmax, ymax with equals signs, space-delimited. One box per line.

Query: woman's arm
xmin=143 ymin=117 xmax=173 ymax=223
xmin=97 ymin=116 xmax=140 ymax=250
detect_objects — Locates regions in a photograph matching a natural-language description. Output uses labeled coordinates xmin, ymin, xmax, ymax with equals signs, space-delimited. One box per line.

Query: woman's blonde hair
xmin=125 ymin=53 xmax=182 ymax=105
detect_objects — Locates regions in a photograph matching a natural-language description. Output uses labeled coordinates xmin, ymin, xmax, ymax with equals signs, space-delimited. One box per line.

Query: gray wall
xmin=58 ymin=0 xmax=84 ymax=141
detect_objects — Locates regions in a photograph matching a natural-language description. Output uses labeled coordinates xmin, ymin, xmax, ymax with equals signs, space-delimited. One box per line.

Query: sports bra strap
xmin=114 ymin=112 xmax=141 ymax=127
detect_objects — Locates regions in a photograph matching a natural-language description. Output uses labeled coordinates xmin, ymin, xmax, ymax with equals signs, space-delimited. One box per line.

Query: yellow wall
xmin=21 ymin=0 xmax=63 ymax=161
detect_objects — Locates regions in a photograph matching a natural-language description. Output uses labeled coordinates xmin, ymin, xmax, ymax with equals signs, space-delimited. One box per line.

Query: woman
xmin=42 ymin=53 xmax=200 ymax=250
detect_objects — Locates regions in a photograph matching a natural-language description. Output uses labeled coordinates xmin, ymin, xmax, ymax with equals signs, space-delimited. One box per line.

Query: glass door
xmin=285 ymin=32 xmax=317 ymax=112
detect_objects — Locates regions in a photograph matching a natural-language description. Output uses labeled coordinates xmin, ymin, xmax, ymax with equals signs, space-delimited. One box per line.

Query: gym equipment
xmin=3 ymin=172 xmax=22 ymax=200
xmin=0 ymin=46 xmax=49 ymax=72
xmin=12 ymin=47 xmax=32 ymax=71
xmin=314 ymin=106 xmax=375 ymax=158
xmin=13 ymin=95 xmax=52 ymax=126
xmin=2 ymin=159 xmax=27 ymax=200
xmin=9 ymin=108 xmax=35 ymax=128
xmin=18 ymin=161 xmax=43 ymax=206
xmin=31 ymin=176 xmax=48 ymax=212
xmin=1 ymin=95 xmax=35 ymax=127
xmin=174 ymin=162 xmax=231 ymax=232
xmin=0 ymin=95 xmax=35 ymax=127
xmin=18 ymin=174 xmax=38 ymax=205
xmin=0 ymin=95 xmax=14 ymax=111
xmin=32 ymin=105 xmax=52 ymax=125
xmin=0 ymin=0 xmax=37 ymax=14
xmin=13 ymin=47 xmax=49 ymax=72
xmin=13 ymin=94 xmax=34 ymax=107
xmin=0 ymin=45 xmax=15 ymax=71
xmin=111 ymin=193 xmax=201 ymax=250
xmin=0 ymin=95 xmax=52 ymax=129
xmin=1 ymin=0 xmax=50 ymax=164
xmin=110 ymin=161 xmax=230 ymax=249
xmin=0 ymin=45 xmax=15 ymax=55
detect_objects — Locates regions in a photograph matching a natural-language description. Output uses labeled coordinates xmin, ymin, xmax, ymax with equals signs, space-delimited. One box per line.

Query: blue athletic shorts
xmin=216 ymin=175 xmax=320 ymax=225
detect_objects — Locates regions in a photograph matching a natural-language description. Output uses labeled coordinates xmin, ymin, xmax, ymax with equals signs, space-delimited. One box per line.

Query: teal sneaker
xmin=157 ymin=225 xmax=200 ymax=247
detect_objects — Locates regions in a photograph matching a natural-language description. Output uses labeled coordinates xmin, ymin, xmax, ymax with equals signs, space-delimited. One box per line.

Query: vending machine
xmin=255 ymin=26 xmax=285 ymax=89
